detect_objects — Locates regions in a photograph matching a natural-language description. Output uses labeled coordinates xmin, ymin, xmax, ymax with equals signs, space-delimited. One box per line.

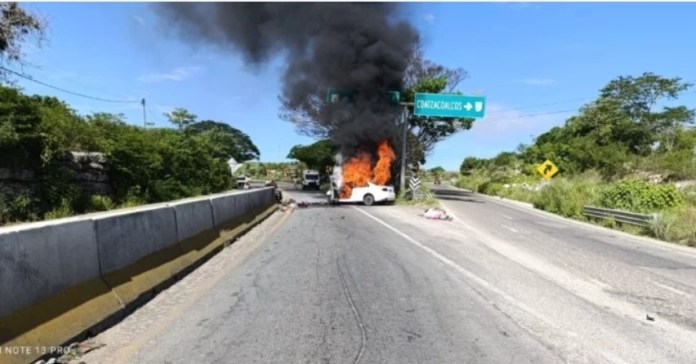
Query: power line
xmin=0 ymin=66 xmax=140 ymax=104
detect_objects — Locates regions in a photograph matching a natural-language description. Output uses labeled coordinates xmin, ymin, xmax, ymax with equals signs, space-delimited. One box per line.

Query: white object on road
xmin=422 ymin=208 xmax=452 ymax=220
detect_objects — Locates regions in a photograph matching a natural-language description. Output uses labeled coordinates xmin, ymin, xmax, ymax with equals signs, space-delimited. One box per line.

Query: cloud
xmin=423 ymin=13 xmax=435 ymax=23
xmin=133 ymin=15 xmax=145 ymax=26
xmin=137 ymin=66 xmax=203 ymax=83
xmin=518 ymin=78 xmax=557 ymax=86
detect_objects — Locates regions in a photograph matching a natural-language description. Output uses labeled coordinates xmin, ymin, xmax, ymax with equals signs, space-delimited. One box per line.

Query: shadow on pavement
xmin=436 ymin=195 xmax=485 ymax=203
xmin=430 ymin=188 xmax=485 ymax=203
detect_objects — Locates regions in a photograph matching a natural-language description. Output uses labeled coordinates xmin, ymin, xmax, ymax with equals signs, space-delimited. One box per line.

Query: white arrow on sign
xmin=464 ymin=102 xmax=473 ymax=111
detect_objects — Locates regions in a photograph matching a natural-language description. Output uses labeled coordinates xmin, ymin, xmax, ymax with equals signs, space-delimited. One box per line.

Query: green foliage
xmin=163 ymin=107 xmax=197 ymax=130
xmin=429 ymin=166 xmax=445 ymax=175
xmin=0 ymin=192 xmax=40 ymax=223
xmin=396 ymin=186 xmax=439 ymax=207
xmin=649 ymin=207 xmax=696 ymax=246
xmin=0 ymin=3 xmax=44 ymax=78
xmin=44 ymin=199 xmax=74 ymax=220
xmin=87 ymin=195 xmax=115 ymax=212
xmin=0 ymin=84 xmax=258 ymax=224
xmin=497 ymin=187 xmax=537 ymax=204
xmin=533 ymin=178 xmax=605 ymax=219
xmin=188 ymin=120 xmax=260 ymax=162
xmin=516 ymin=73 xmax=694 ymax=179
xmin=460 ymin=156 xmax=485 ymax=175
xmin=682 ymin=185 xmax=696 ymax=206
xmin=600 ymin=178 xmax=683 ymax=213
xmin=287 ymin=139 xmax=336 ymax=170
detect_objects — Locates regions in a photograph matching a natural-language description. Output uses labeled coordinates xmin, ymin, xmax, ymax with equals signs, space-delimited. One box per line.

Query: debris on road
xmin=420 ymin=207 xmax=453 ymax=221
xmin=297 ymin=201 xmax=331 ymax=208
xmin=646 ymin=314 xmax=655 ymax=321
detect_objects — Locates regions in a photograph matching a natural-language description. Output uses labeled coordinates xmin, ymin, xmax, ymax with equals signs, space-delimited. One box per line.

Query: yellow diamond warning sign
xmin=536 ymin=160 xmax=559 ymax=180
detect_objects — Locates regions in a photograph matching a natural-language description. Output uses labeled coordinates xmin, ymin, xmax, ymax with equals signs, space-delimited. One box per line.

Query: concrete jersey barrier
xmin=0 ymin=187 xmax=277 ymax=364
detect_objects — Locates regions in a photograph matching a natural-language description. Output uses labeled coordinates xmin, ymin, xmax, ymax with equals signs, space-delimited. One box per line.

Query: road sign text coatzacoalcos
xmin=414 ymin=93 xmax=486 ymax=118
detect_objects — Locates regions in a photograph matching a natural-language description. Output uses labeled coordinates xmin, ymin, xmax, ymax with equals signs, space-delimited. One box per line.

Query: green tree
xmin=598 ymin=72 xmax=694 ymax=155
xmin=430 ymin=166 xmax=445 ymax=175
xmin=460 ymin=156 xmax=485 ymax=175
xmin=188 ymin=120 xmax=260 ymax=162
xmin=0 ymin=2 xmax=45 ymax=81
xmin=287 ymin=139 xmax=336 ymax=170
xmin=163 ymin=107 xmax=197 ymax=130
xmin=522 ymin=73 xmax=693 ymax=178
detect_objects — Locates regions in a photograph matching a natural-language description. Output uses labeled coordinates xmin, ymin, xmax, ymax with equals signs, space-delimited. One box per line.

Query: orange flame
xmin=373 ymin=140 xmax=396 ymax=185
xmin=340 ymin=140 xmax=395 ymax=199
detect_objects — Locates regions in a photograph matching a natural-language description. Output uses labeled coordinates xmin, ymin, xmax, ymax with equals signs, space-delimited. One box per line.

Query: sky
xmin=10 ymin=2 xmax=696 ymax=171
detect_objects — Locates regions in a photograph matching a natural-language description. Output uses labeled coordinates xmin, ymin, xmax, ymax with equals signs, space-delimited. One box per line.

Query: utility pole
xmin=141 ymin=98 xmax=147 ymax=128
xmin=399 ymin=102 xmax=413 ymax=192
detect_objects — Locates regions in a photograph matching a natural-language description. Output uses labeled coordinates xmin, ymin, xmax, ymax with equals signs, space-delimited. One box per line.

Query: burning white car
xmin=327 ymin=182 xmax=395 ymax=206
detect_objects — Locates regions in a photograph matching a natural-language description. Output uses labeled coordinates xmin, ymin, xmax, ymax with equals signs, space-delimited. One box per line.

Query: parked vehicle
xmin=302 ymin=169 xmax=321 ymax=190
xmin=236 ymin=175 xmax=250 ymax=189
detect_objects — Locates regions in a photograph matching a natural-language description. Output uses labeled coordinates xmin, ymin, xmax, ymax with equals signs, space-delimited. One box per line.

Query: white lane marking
xmin=350 ymin=206 xmax=555 ymax=328
xmin=650 ymin=281 xmax=692 ymax=298
xmin=502 ymin=214 xmax=513 ymax=220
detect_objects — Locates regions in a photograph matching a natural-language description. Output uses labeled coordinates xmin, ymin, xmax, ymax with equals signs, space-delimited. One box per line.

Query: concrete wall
xmin=0 ymin=187 xmax=277 ymax=364
xmin=170 ymin=199 xmax=215 ymax=242
xmin=95 ymin=206 xmax=178 ymax=275
xmin=0 ymin=219 xmax=100 ymax=317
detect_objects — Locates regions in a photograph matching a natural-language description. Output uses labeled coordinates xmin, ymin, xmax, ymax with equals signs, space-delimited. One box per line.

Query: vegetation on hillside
xmin=456 ymin=73 xmax=696 ymax=246
xmin=0 ymin=85 xmax=259 ymax=224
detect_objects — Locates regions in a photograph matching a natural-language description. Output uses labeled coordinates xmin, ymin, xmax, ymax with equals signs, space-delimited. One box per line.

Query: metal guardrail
xmin=583 ymin=205 xmax=658 ymax=227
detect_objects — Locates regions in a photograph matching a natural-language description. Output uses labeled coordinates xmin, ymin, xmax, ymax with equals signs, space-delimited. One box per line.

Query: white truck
xmin=301 ymin=169 xmax=321 ymax=190
xmin=327 ymin=181 xmax=396 ymax=206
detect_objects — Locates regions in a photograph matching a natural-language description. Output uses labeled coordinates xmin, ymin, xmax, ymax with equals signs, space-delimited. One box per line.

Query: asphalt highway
xmin=76 ymin=184 xmax=696 ymax=364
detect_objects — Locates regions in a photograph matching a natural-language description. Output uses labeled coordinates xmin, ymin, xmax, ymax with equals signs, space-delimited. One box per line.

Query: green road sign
xmin=414 ymin=93 xmax=486 ymax=118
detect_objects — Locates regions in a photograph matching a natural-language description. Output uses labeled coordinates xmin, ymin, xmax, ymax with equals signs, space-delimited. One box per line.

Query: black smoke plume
xmin=156 ymin=3 xmax=419 ymax=159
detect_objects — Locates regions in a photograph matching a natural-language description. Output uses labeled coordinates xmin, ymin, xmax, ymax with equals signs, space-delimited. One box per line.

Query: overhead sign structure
xmin=414 ymin=93 xmax=486 ymax=118
xmin=536 ymin=160 xmax=559 ymax=180
xmin=326 ymin=89 xmax=400 ymax=105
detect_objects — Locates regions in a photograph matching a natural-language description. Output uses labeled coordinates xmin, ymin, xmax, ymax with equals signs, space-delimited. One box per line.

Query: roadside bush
xmin=600 ymin=178 xmax=683 ymax=213
xmin=533 ymin=178 xmax=605 ymax=219
xmin=681 ymin=185 xmax=696 ymax=206
xmin=480 ymin=181 xmax=504 ymax=196
xmin=649 ymin=207 xmax=696 ymax=246
xmin=498 ymin=187 xmax=537 ymax=204
xmin=455 ymin=172 xmax=487 ymax=192
xmin=86 ymin=195 xmax=115 ymax=212
xmin=0 ymin=192 xmax=40 ymax=223
xmin=44 ymin=198 xmax=74 ymax=220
